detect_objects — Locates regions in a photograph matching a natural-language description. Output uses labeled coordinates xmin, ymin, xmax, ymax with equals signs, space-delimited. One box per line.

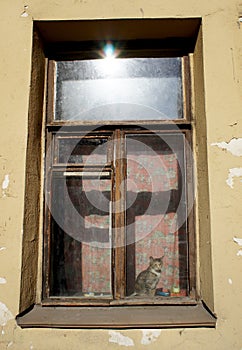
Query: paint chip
xmin=236 ymin=250 xmax=242 ymax=256
xmin=21 ymin=5 xmax=29 ymax=17
xmin=2 ymin=175 xmax=9 ymax=190
xmin=0 ymin=247 xmax=6 ymax=252
xmin=233 ymin=237 xmax=242 ymax=246
xmin=141 ymin=330 xmax=161 ymax=345
xmin=211 ymin=138 xmax=242 ymax=157
xmin=226 ymin=168 xmax=242 ymax=188
xmin=109 ymin=331 xmax=134 ymax=347
xmin=0 ymin=302 xmax=13 ymax=327
xmin=228 ymin=278 xmax=233 ymax=285
xmin=0 ymin=278 xmax=6 ymax=284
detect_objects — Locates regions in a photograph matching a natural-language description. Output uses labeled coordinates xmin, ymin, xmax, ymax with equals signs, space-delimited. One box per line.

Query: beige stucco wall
xmin=0 ymin=0 xmax=242 ymax=348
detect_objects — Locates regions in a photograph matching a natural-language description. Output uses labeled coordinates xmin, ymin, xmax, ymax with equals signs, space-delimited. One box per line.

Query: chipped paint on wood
xmin=108 ymin=331 xmax=134 ymax=347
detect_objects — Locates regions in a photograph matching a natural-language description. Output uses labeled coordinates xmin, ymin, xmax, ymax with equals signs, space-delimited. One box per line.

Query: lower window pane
xmin=125 ymin=133 xmax=188 ymax=297
xmin=49 ymin=175 xmax=112 ymax=297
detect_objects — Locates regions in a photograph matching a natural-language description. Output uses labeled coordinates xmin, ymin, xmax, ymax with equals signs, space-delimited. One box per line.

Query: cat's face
xmin=149 ymin=256 xmax=164 ymax=272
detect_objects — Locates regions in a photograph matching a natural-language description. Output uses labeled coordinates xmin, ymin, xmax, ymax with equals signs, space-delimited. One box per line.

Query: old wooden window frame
xmin=43 ymin=54 xmax=195 ymax=305
xmin=17 ymin=19 xmax=216 ymax=328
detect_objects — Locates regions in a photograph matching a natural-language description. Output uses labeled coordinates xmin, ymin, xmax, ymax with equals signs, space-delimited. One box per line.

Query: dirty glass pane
xmin=55 ymin=58 xmax=183 ymax=121
xmin=57 ymin=137 xmax=110 ymax=165
xmin=125 ymin=133 xmax=188 ymax=297
xmin=50 ymin=174 xmax=112 ymax=297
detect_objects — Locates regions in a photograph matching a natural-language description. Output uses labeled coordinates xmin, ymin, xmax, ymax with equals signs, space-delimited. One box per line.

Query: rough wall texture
xmin=0 ymin=0 xmax=242 ymax=349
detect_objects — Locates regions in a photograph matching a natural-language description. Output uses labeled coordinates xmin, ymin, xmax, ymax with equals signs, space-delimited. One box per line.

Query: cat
xmin=134 ymin=256 xmax=164 ymax=297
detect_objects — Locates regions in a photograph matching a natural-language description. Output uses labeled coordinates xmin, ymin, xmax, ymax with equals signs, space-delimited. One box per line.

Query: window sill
xmin=17 ymin=302 xmax=216 ymax=329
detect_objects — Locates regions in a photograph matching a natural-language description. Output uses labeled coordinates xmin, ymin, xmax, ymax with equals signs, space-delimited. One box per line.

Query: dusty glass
xmin=125 ymin=133 xmax=188 ymax=297
xmin=55 ymin=58 xmax=183 ymax=121
xmin=57 ymin=137 xmax=110 ymax=165
xmin=50 ymin=174 xmax=112 ymax=297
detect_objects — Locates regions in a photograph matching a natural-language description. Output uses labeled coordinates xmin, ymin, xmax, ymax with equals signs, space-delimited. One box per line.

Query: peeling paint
xmin=0 ymin=247 xmax=6 ymax=252
xmin=0 ymin=278 xmax=6 ymax=284
xmin=2 ymin=175 xmax=9 ymax=190
xmin=233 ymin=238 xmax=242 ymax=256
xmin=233 ymin=237 xmax=242 ymax=246
xmin=141 ymin=330 xmax=161 ymax=345
xmin=211 ymin=138 xmax=242 ymax=156
xmin=1 ymin=174 xmax=10 ymax=198
xmin=228 ymin=278 xmax=233 ymax=285
xmin=226 ymin=168 xmax=242 ymax=188
xmin=21 ymin=5 xmax=29 ymax=17
xmin=0 ymin=302 xmax=13 ymax=327
xmin=109 ymin=331 xmax=134 ymax=347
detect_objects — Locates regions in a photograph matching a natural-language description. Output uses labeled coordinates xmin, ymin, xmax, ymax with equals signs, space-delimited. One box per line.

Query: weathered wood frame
xmin=42 ymin=55 xmax=196 ymax=304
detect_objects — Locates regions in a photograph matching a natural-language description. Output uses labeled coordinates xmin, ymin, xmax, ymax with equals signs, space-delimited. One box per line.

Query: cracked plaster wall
xmin=0 ymin=0 xmax=242 ymax=349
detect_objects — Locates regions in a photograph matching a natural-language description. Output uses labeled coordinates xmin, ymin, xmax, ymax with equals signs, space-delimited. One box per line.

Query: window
xmin=17 ymin=19 xmax=216 ymax=328
xmin=43 ymin=54 xmax=194 ymax=302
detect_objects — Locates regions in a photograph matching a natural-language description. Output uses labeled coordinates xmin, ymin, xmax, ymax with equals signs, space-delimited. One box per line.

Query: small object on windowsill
xmin=172 ymin=286 xmax=180 ymax=294
xmin=170 ymin=289 xmax=187 ymax=297
xmin=169 ymin=286 xmax=180 ymax=297
xmin=83 ymin=292 xmax=95 ymax=297
xmin=157 ymin=291 xmax=170 ymax=297
xmin=156 ymin=288 xmax=170 ymax=297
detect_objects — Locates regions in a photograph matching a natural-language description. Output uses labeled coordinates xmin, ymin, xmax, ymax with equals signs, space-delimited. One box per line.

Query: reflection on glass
xmin=50 ymin=175 xmax=112 ymax=297
xmin=125 ymin=134 xmax=188 ymax=297
xmin=57 ymin=137 xmax=109 ymax=165
xmin=55 ymin=58 xmax=183 ymax=121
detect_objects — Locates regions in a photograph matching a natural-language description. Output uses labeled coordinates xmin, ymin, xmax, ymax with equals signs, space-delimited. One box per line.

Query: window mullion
xmin=113 ymin=130 xmax=126 ymax=299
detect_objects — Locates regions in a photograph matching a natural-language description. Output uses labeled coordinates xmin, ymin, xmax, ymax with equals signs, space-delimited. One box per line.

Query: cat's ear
xmin=149 ymin=256 xmax=154 ymax=263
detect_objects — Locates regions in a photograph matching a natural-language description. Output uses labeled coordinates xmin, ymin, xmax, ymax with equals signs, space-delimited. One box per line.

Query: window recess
xmin=17 ymin=21 xmax=216 ymax=327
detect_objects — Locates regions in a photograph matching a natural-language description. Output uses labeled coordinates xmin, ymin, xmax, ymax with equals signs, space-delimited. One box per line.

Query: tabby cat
xmin=134 ymin=256 xmax=164 ymax=297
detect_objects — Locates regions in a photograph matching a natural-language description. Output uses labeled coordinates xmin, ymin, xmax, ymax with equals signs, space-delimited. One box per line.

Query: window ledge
xmin=17 ymin=302 xmax=216 ymax=329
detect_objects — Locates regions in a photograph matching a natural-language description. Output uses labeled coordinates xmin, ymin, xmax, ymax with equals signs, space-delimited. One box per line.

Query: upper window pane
xmin=55 ymin=58 xmax=183 ymax=121
xmin=56 ymin=136 xmax=110 ymax=165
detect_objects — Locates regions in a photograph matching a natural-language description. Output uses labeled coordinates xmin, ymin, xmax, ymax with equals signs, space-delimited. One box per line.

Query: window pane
xmin=56 ymin=137 xmax=110 ymax=165
xmin=55 ymin=58 xmax=183 ymax=121
xmin=125 ymin=133 xmax=188 ymax=297
xmin=50 ymin=174 xmax=112 ymax=297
